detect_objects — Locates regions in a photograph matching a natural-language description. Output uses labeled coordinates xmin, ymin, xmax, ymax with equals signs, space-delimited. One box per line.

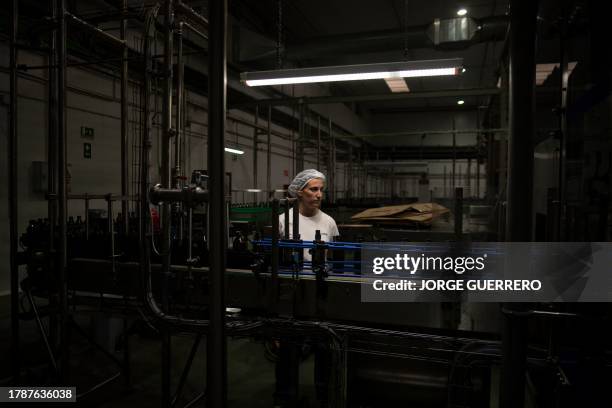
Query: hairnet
xmin=288 ymin=169 xmax=326 ymax=197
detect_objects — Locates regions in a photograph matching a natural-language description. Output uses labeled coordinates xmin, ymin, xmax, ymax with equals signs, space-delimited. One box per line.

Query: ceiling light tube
xmin=241 ymin=58 xmax=463 ymax=87
xmin=224 ymin=147 xmax=244 ymax=155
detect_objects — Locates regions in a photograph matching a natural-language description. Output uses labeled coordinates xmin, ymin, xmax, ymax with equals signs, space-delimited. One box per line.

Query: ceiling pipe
xmin=239 ymin=15 xmax=508 ymax=63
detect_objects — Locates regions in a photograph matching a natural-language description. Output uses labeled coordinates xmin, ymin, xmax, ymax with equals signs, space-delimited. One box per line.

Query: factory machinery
xmin=16 ymin=191 xmax=612 ymax=408
xmin=6 ymin=1 xmax=612 ymax=408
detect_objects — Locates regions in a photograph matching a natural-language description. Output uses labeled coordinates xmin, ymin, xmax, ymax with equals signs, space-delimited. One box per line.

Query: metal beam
xmin=9 ymin=0 xmax=20 ymax=383
xmin=501 ymin=2 xmax=538 ymax=408
xmin=339 ymin=127 xmax=507 ymax=139
xmin=161 ymin=1 xmax=174 ymax=406
xmin=57 ymin=0 xmax=69 ymax=382
xmin=231 ymin=88 xmax=500 ymax=107
xmin=207 ymin=0 xmax=228 ymax=407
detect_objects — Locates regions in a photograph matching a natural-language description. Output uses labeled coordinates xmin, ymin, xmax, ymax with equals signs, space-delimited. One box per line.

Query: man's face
xmin=298 ymin=178 xmax=324 ymax=211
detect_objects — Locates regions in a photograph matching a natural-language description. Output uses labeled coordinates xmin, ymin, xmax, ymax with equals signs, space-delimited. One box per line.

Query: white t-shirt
xmin=278 ymin=208 xmax=339 ymax=262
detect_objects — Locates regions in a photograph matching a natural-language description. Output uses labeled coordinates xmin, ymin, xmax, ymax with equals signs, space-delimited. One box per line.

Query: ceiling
xmin=230 ymin=0 xmax=510 ymax=116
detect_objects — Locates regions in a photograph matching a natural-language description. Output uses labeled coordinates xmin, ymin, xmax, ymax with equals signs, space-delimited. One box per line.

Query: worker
xmin=279 ymin=168 xmax=339 ymax=261
xmin=275 ymin=169 xmax=338 ymax=408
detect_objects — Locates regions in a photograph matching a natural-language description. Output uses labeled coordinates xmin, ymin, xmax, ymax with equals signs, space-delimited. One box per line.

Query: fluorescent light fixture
xmin=384 ymin=77 xmax=410 ymax=93
xmin=224 ymin=147 xmax=244 ymax=155
xmin=241 ymin=58 xmax=463 ymax=87
xmin=246 ymin=189 xmax=262 ymax=193
xmin=457 ymin=8 xmax=468 ymax=16
xmin=457 ymin=99 xmax=465 ymax=105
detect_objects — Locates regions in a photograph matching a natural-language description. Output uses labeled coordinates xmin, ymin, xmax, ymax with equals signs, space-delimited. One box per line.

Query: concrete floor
xmin=0 ymin=298 xmax=319 ymax=407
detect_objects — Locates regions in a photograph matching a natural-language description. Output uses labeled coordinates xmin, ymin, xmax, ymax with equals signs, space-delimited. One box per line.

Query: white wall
xmin=0 ymin=40 xmax=369 ymax=294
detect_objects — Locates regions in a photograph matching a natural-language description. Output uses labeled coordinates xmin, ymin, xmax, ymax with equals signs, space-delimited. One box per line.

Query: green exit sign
xmin=81 ymin=126 xmax=94 ymax=139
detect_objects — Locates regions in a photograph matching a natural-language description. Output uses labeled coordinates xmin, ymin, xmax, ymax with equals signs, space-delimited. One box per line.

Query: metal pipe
xmin=9 ymin=0 xmax=20 ymax=383
xmin=501 ymin=2 xmax=537 ymax=408
xmin=47 ymin=0 xmax=59 ymax=364
xmin=452 ymin=118 xmax=456 ymax=191
xmin=297 ymin=103 xmax=305 ymax=171
xmin=292 ymin=198 xmax=300 ymax=239
xmin=284 ymin=200 xmax=290 ymax=239
xmin=149 ymin=186 xmax=209 ymax=205
xmin=85 ymin=197 xmax=90 ymax=239
xmin=506 ymin=0 xmax=536 ymax=241
xmin=558 ymin=17 xmax=568 ymax=240
xmin=120 ymin=0 xmax=129 ymax=236
xmin=245 ymin=15 xmax=508 ymax=62
xmin=207 ymin=0 xmax=228 ymax=406
xmin=476 ymin=159 xmax=480 ymax=198
xmin=107 ymin=196 xmax=116 ymax=281
xmin=161 ymin=1 xmax=174 ymax=406
xmin=454 ymin=187 xmax=463 ymax=238
xmin=176 ymin=1 xmax=209 ymax=29
xmin=171 ymin=335 xmax=202 ymax=407
xmin=176 ymin=21 xmax=185 ymax=247
xmin=267 ymin=106 xmax=272 ymax=197
xmin=56 ymin=0 xmax=69 ymax=382
xmin=65 ymin=12 xmax=126 ymax=48
xmin=331 ymin=118 xmax=336 ymax=203
xmin=317 ymin=115 xmax=321 ymax=169
xmin=253 ymin=105 xmax=258 ymax=194
xmin=467 ymin=158 xmax=471 ymax=196
xmin=25 ymin=289 xmax=58 ymax=372
xmin=182 ymin=21 xmax=208 ymax=40
xmin=271 ymin=198 xmax=280 ymax=310
xmin=175 ymin=21 xmax=184 ymax=190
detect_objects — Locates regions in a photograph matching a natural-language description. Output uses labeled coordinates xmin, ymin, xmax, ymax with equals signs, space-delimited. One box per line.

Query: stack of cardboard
xmin=351 ymin=202 xmax=449 ymax=227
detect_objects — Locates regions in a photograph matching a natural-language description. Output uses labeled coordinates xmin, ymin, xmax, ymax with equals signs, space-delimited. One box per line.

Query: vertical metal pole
xmin=452 ymin=118 xmax=456 ymax=191
xmin=291 ymin=102 xmax=296 ymax=177
xmin=558 ymin=17 xmax=568 ymax=241
xmin=175 ymin=21 xmax=184 ymax=189
xmin=120 ymin=3 xmax=131 ymax=387
xmin=270 ymin=199 xmax=279 ymax=311
xmin=284 ymin=201 xmax=290 ymax=240
xmin=454 ymin=187 xmax=463 ymax=238
xmin=292 ymin=199 xmax=300 ymax=239
xmin=297 ymin=103 xmax=305 ymax=172
xmin=56 ymin=0 xmax=69 ymax=382
xmin=443 ymin=165 xmax=447 ymax=197
xmin=501 ymin=2 xmax=537 ymax=408
xmin=9 ymin=0 xmax=20 ymax=383
xmin=506 ymin=0 xmax=536 ymax=241
xmin=253 ymin=105 xmax=259 ymax=200
xmin=316 ymin=115 xmax=321 ymax=169
xmin=208 ymin=0 xmax=228 ymax=406
xmin=47 ymin=0 xmax=59 ymax=359
xmin=467 ymin=158 xmax=472 ymax=197
xmin=84 ymin=197 xmax=90 ymax=240
xmin=327 ymin=118 xmax=334 ymax=203
xmin=347 ymin=146 xmax=353 ymax=199
xmin=476 ymin=159 xmax=480 ymax=198
xmin=175 ymin=21 xmax=184 ymax=245
xmin=161 ymin=1 xmax=174 ymax=406
xmin=107 ymin=197 xmax=116 ymax=279
xmin=267 ymin=106 xmax=272 ymax=197
xmin=121 ymin=0 xmax=129 ymax=236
